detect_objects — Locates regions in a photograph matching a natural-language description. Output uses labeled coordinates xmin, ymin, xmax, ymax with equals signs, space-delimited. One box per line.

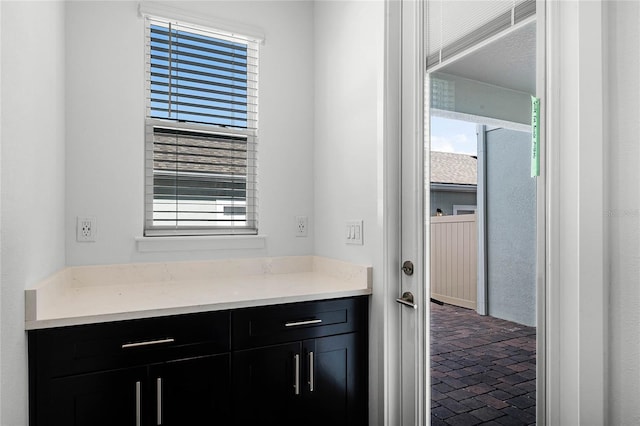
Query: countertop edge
xmin=25 ymin=287 xmax=373 ymax=331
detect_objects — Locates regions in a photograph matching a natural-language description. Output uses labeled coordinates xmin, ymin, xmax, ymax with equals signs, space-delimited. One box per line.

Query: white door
xmin=396 ymin=0 xmax=428 ymax=424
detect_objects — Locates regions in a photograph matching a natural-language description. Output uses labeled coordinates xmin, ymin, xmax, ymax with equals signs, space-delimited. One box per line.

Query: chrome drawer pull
xmin=293 ymin=354 xmax=300 ymax=395
xmin=122 ymin=338 xmax=175 ymax=349
xmin=157 ymin=378 xmax=162 ymax=425
xmin=309 ymin=351 xmax=315 ymax=392
xmin=136 ymin=381 xmax=141 ymax=426
xmin=285 ymin=319 xmax=322 ymax=328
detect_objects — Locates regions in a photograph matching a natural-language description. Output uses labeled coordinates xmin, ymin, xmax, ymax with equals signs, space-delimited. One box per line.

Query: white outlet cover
xmin=295 ymin=216 xmax=308 ymax=237
xmin=76 ymin=216 xmax=97 ymax=242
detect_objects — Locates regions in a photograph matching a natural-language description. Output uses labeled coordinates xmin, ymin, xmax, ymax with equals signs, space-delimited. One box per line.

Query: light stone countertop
xmin=25 ymin=256 xmax=372 ymax=330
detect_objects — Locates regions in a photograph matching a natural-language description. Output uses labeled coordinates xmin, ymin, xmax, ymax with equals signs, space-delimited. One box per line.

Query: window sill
xmin=135 ymin=234 xmax=267 ymax=253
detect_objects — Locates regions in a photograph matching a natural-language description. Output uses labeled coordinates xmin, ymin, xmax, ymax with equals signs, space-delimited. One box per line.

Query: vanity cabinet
xmin=45 ymin=355 xmax=232 ymax=426
xmin=231 ymin=297 xmax=368 ymax=426
xmin=28 ymin=311 xmax=231 ymax=426
xmin=48 ymin=366 xmax=147 ymax=426
xmin=28 ymin=296 xmax=368 ymax=426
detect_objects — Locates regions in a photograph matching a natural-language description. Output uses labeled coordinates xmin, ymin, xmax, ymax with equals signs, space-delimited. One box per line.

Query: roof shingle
xmin=431 ymin=151 xmax=477 ymax=185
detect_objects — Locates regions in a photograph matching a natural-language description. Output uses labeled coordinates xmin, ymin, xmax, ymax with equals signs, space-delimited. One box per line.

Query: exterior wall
xmin=485 ymin=128 xmax=536 ymax=326
xmin=0 ymin=2 xmax=67 ymax=424
xmin=430 ymin=189 xmax=477 ymax=216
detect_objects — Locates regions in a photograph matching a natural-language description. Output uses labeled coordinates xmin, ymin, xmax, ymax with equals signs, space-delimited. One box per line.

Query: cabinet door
xmin=232 ymin=342 xmax=302 ymax=426
xmin=47 ymin=367 xmax=147 ymax=426
xmin=150 ymin=354 xmax=231 ymax=426
xmin=304 ymin=333 xmax=367 ymax=426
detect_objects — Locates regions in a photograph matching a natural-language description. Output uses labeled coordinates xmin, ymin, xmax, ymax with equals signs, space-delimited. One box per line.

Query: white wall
xmin=0 ymin=2 xmax=67 ymax=424
xmin=312 ymin=1 xmax=384 ymax=424
xmin=313 ymin=1 xmax=383 ymax=270
xmin=67 ymin=1 xmax=386 ymax=423
xmin=0 ymin=1 xmax=3 ymax=418
xmin=65 ymin=1 xmax=316 ymax=265
xmin=0 ymin=1 xmax=386 ymax=424
xmin=606 ymin=1 xmax=640 ymax=424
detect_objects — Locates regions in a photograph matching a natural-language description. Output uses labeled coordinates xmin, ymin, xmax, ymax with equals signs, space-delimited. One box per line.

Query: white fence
xmin=430 ymin=214 xmax=477 ymax=309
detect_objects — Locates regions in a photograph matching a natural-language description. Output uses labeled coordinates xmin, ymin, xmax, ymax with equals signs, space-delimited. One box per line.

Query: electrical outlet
xmin=76 ymin=217 xmax=96 ymax=242
xmin=295 ymin=216 xmax=308 ymax=237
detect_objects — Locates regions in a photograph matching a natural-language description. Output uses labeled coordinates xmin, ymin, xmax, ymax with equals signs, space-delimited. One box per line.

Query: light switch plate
xmin=345 ymin=220 xmax=363 ymax=245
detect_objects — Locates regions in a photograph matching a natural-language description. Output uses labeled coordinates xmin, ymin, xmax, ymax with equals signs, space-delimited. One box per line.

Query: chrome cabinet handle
xmin=285 ymin=319 xmax=322 ymax=327
xmin=309 ymin=351 xmax=315 ymax=392
xmin=122 ymin=338 xmax=175 ymax=349
xmin=293 ymin=354 xmax=300 ymax=395
xmin=136 ymin=381 xmax=141 ymax=426
xmin=156 ymin=378 xmax=162 ymax=425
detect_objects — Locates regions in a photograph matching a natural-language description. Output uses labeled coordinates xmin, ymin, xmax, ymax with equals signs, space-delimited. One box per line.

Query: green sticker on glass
xmin=531 ymin=96 xmax=540 ymax=177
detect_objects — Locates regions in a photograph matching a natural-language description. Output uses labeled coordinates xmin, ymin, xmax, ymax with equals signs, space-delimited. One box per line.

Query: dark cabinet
xmin=231 ymin=297 xmax=367 ymax=426
xmin=308 ymin=333 xmax=364 ymax=426
xmin=44 ymin=355 xmax=230 ymax=426
xmin=28 ymin=311 xmax=231 ymax=426
xmin=233 ymin=342 xmax=302 ymax=425
xmin=149 ymin=354 xmax=231 ymax=426
xmin=49 ymin=366 xmax=146 ymax=426
xmin=28 ymin=297 xmax=367 ymax=426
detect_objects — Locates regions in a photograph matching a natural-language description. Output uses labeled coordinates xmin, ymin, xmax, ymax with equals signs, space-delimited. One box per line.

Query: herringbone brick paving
xmin=431 ymin=303 xmax=536 ymax=426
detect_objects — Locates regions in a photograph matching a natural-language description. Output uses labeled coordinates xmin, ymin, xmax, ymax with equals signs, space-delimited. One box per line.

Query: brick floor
xmin=431 ymin=303 xmax=536 ymax=425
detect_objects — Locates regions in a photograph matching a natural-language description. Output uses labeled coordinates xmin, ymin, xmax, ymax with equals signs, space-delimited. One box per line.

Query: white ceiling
xmin=436 ymin=21 xmax=536 ymax=94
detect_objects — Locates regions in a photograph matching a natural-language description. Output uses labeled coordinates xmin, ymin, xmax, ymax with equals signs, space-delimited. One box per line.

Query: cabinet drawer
xmin=29 ymin=311 xmax=230 ymax=377
xmin=232 ymin=297 xmax=366 ymax=350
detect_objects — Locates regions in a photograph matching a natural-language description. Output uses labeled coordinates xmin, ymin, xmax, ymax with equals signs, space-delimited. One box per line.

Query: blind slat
xmin=151 ymin=98 xmax=249 ymax=115
xmin=150 ymin=89 xmax=248 ymax=107
xmin=149 ymin=52 xmax=251 ymax=81
xmin=149 ymin=71 xmax=255 ymax=93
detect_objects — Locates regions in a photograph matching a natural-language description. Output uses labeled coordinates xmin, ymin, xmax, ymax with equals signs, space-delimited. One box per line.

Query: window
xmin=453 ymin=205 xmax=477 ymax=215
xmin=144 ymin=16 xmax=258 ymax=236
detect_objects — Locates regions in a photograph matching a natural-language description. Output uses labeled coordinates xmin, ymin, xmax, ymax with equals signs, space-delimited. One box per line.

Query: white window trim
xmin=142 ymin=13 xmax=259 ymax=236
xmin=135 ymin=234 xmax=267 ymax=253
xmin=138 ymin=2 xmax=265 ymax=45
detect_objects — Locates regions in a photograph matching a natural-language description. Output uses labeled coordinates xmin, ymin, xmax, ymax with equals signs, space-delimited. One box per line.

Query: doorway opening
xmin=426 ymin=18 xmax=539 ymax=425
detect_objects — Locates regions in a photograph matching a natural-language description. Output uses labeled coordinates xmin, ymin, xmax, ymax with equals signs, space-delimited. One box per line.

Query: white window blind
xmin=144 ymin=16 xmax=258 ymax=236
xmin=426 ymin=0 xmax=535 ymax=70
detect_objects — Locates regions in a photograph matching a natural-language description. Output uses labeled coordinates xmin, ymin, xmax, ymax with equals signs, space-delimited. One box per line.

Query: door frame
xmin=381 ymin=0 xmax=402 ymax=423
xmin=544 ymin=1 xmax=606 ymax=424
xmin=382 ymin=0 xmax=427 ymax=424
xmin=385 ymin=1 xmax=609 ymax=425
xmin=383 ymin=1 xmax=551 ymax=425
xmin=535 ymin=1 xmax=547 ymax=423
